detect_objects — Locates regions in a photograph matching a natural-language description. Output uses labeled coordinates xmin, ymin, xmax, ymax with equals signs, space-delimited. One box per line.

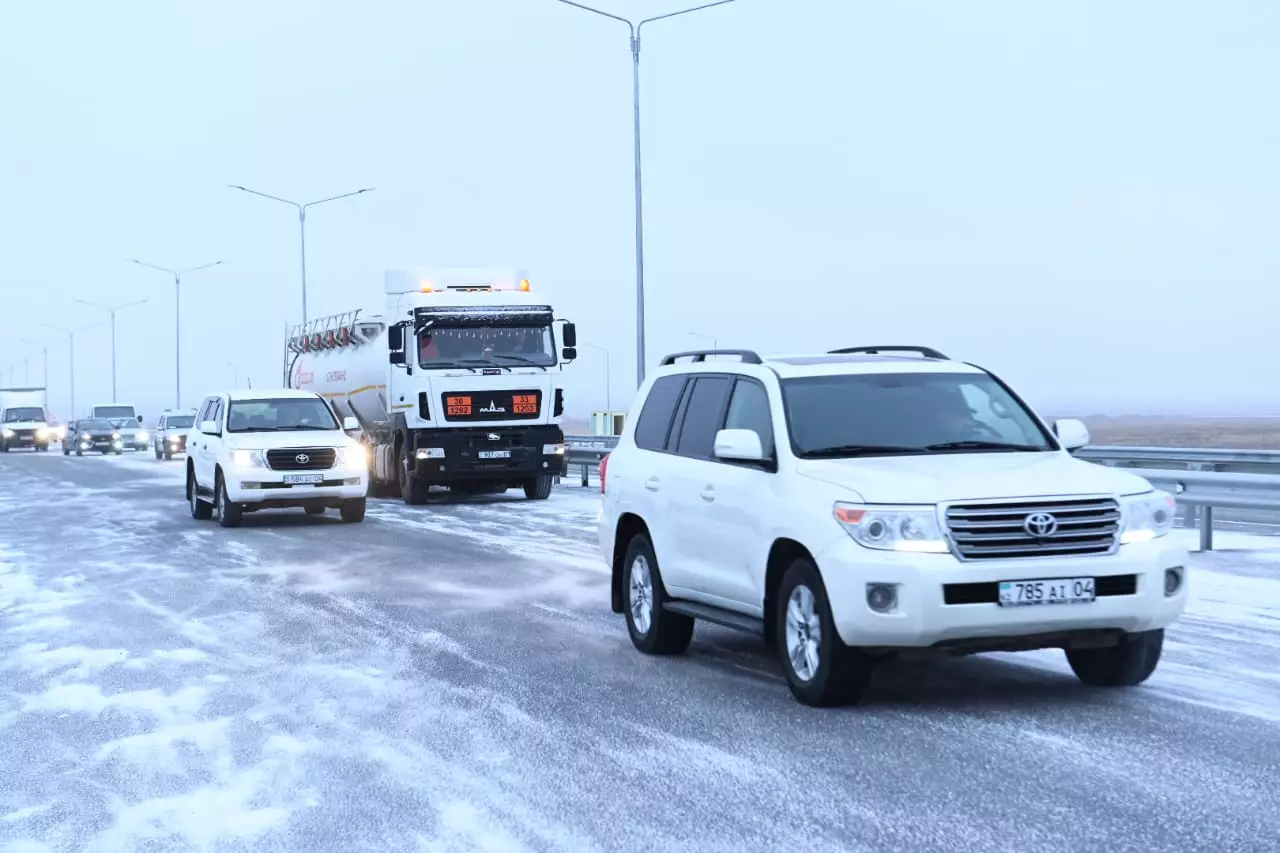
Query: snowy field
xmin=1 ymin=450 xmax=1278 ymax=852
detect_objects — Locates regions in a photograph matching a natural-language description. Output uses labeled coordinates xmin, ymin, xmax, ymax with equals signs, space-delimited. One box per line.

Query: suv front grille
xmin=266 ymin=447 xmax=336 ymax=471
xmin=945 ymin=497 xmax=1120 ymax=560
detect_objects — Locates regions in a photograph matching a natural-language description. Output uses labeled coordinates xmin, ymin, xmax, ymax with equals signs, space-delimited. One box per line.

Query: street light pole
xmin=18 ymin=339 xmax=49 ymax=388
xmin=227 ymin=184 xmax=375 ymax=323
xmin=42 ymin=322 xmax=98 ymax=417
xmin=581 ymin=342 xmax=612 ymax=410
xmin=129 ymin=259 xmax=224 ymax=408
xmin=554 ymin=0 xmax=741 ymax=389
xmin=76 ymin=298 xmax=148 ymax=401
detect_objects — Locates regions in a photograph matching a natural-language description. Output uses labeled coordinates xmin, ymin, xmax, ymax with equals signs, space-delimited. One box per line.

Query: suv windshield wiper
xmin=801 ymin=444 xmax=926 ymax=458
xmin=924 ymin=440 xmax=1045 ymax=453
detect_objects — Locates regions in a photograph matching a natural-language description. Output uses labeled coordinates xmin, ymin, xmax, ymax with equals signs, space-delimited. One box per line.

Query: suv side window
xmin=724 ymin=378 xmax=775 ymax=457
xmin=634 ymin=375 xmax=687 ymax=451
xmin=674 ymin=375 xmax=732 ymax=459
xmin=210 ymin=399 xmax=224 ymax=432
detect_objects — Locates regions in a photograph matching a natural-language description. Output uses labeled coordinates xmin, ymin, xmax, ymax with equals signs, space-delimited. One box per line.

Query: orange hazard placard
xmin=513 ymin=394 xmax=538 ymax=414
xmin=446 ymin=395 xmax=473 ymax=416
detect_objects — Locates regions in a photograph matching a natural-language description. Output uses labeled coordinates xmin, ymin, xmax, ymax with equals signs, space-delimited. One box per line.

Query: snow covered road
xmin=1 ymin=451 xmax=1278 ymax=852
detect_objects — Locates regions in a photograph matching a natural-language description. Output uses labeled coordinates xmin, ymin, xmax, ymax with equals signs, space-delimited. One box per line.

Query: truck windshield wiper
xmin=801 ymin=444 xmax=926 ymax=458
xmin=924 ymin=440 xmax=1045 ymax=452
xmin=489 ymin=354 xmax=547 ymax=371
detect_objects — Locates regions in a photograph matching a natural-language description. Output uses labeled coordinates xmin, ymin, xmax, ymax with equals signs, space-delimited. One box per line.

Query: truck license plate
xmin=998 ymin=577 xmax=1096 ymax=606
xmin=478 ymin=450 xmax=511 ymax=459
xmin=283 ymin=473 xmax=324 ymax=485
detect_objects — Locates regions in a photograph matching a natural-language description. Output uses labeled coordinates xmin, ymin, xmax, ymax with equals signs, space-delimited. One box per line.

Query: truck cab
xmin=285 ymin=267 xmax=577 ymax=504
xmin=0 ymin=388 xmax=52 ymax=452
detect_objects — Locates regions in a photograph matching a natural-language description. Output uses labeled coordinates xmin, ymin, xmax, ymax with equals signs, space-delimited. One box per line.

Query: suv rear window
xmin=633 ymin=375 xmax=686 ymax=451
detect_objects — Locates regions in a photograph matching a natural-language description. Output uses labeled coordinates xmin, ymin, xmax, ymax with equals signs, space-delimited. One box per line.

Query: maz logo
xmin=480 ymin=401 xmax=506 ymax=413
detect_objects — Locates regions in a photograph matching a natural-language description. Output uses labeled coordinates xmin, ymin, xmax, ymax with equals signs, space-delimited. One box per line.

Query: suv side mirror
xmin=562 ymin=346 xmax=577 ymax=361
xmin=137 ymin=414 xmax=144 ymax=423
xmin=200 ymin=420 xmax=218 ymax=435
xmin=714 ymin=428 xmax=765 ymax=462
xmin=341 ymin=416 xmax=359 ymax=431
xmin=561 ymin=322 xmax=577 ymax=347
xmin=1053 ymin=418 xmax=1090 ymax=451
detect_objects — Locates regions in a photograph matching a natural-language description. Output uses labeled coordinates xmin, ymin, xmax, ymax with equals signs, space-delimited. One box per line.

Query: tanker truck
xmin=285 ymin=267 xmax=577 ymax=504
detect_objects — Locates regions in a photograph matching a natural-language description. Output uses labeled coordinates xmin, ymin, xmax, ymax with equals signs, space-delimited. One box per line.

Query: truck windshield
xmin=780 ymin=372 xmax=1056 ymax=458
xmin=94 ymin=406 xmax=136 ymax=420
xmin=418 ymin=325 xmax=555 ymax=369
xmin=166 ymin=415 xmax=195 ymax=428
xmin=3 ymin=407 xmax=44 ymax=422
xmin=227 ymin=398 xmax=338 ymax=432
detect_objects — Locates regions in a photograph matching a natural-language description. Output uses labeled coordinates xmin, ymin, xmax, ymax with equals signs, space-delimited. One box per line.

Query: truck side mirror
xmin=388 ymin=323 xmax=404 ymax=350
xmin=561 ymin=322 xmax=577 ymax=347
xmin=137 ymin=415 xmax=144 ymax=423
xmin=562 ymin=346 xmax=577 ymax=361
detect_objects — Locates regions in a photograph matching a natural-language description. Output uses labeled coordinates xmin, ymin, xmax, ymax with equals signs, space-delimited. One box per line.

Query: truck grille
xmin=945 ymin=497 xmax=1120 ymax=560
xmin=265 ymin=447 xmax=336 ymax=471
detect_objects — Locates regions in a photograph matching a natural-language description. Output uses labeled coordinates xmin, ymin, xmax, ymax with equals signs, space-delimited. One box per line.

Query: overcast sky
xmin=2 ymin=0 xmax=1276 ymax=421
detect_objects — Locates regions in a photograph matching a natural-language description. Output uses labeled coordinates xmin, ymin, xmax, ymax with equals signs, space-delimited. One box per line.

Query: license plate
xmin=283 ymin=473 xmax=324 ymax=485
xmin=478 ymin=450 xmax=511 ymax=459
xmin=998 ymin=577 xmax=1096 ymax=606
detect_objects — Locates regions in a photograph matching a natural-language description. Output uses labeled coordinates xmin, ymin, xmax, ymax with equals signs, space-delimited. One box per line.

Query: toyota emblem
xmin=1023 ymin=511 xmax=1059 ymax=538
xmin=296 ymin=453 xmax=310 ymax=465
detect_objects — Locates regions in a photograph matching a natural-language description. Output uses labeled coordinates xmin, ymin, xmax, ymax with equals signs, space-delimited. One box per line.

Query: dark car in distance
xmin=63 ymin=418 xmax=125 ymax=456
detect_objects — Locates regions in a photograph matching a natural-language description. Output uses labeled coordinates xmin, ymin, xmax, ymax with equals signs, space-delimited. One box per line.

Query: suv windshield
xmin=226 ymin=397 xmax=338 ymax=433
xmin=166 ymin=415 xmax=195 ymax=428
xmin=3 ymin=407 xmax=44 ymax=422
xmin=418 ymin=325 xmax=555 ymax=369
xmin=93 ymin=406 xmax=136 ymax=420
xmin=781 ymin=372 xmax=1056 ymax=458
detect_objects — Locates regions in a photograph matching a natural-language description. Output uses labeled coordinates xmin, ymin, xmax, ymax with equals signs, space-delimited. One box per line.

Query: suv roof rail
xmin=827 ymin=345 xmax=949 ymax=360
xmin=659 ymin=349 xmax=763 ymax=366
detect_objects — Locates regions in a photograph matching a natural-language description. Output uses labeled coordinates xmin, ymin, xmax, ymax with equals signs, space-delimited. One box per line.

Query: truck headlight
xmin=833 ymin=502 xmax=950 ymax=554
xmin=1119 ymin=490 xmax=1176 ymax=544
xmin=36 ymin=428 xmax=49 ymax=439
xmin=112 ymin=432 xmax=121 ymax=439
xmin=1 ymin=429 xmax=13 ymax=438
xmin=542 ymin=443 xmax=566 ymax=455
xmin=231 ymin=449 xmax=267 ymax=469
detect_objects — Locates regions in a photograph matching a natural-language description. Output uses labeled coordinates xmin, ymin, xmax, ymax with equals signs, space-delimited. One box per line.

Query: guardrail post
xmin=1199 ymin=506 xmax=1214 ymax=552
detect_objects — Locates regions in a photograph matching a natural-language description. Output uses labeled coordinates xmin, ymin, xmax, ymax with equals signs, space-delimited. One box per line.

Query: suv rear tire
xmin=775 ymin=558 xmax=874 ymax=707
xmin=622 ymin=533 xmax=694 ymax=655
xmin=1065 ymin=628 xmax=1163 ymax=687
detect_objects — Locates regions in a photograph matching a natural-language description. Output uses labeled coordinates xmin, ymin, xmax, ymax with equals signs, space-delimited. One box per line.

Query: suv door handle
xmin=644 ymin=477 xmax=660 ymax=491
xmin=700 ymin=486 xmax=716 ymax=501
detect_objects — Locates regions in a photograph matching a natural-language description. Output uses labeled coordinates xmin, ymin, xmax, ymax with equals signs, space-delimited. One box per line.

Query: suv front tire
xmin=775 ymin=557 xmax=874 ymax=707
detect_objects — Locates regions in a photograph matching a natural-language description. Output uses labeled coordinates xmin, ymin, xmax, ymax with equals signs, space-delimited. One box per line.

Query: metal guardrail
xmin=564 ymin=436 xmax=1280 ymax=550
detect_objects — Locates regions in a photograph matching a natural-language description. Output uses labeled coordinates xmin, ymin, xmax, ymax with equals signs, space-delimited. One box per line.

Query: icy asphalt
xmin=1 ymin=451 xmax=1278 ymax=853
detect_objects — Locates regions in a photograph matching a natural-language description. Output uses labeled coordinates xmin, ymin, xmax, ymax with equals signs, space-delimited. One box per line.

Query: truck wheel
xmin=775 ymin=557 xmax=874 ymax=707
xmin=215 ymin=472 xmax=243 ymax=528
xmin=62 ymin=443 xmax=70 ymax=456
xmin=0 ymin=442 xmax=7 ymax=453
xmin=1065 ymin=629 xmax=1163 ymax=687
xmin=340 ymin=499 xmax=366 ymax=523
xmin=155 ymin=446 xmax=164 ymax=460
xmin=399 ymin=447 xmax=428 ymax=505
xmin=523 ymin=473 xmax=554 ymax=500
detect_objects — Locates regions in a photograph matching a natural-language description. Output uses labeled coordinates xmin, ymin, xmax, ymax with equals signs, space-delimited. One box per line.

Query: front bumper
xmin=814 ymin=534 xmax=1190 ymax=649
xmin=408 ymin=425 xmax=568 ymax=483
xmin=224 ymin=467 xmax=367 ymax=506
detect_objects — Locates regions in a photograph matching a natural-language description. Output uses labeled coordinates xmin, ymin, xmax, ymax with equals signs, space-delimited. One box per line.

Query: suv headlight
xmin=1 ymin=429 xmax=13 ymax=438
xmin=833 ymin=502 xmax=949 ymax=554
xmin=335 ymin=445 xmax=369 ymax=468
xmin=1119 ymin=490 xmax=1176 ymax=544
xmin=231 ymin=449 xmax=267 ymax=469
xmin=136 ymin=430 xmax=149 ymax=442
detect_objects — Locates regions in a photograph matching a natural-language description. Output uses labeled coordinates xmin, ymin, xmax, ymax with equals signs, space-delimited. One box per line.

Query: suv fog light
xmin=866 ymin=583 xmax=898 ymax=613
xmin=1164 ymin=567 xmax=1184 ymax=596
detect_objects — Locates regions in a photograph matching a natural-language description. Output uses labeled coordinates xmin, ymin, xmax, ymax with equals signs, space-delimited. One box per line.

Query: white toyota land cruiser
xmin=598 ymin=345 xmax=1189 ymax=707
xmin=186 ymin=389 xmax=369 ymax=527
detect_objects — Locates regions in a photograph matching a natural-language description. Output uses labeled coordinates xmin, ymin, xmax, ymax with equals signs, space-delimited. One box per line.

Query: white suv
xmin=153 ymin=408 xmax=198 ymax=460
xmin=598 ymin=346 xmax=1189 ymax=707
xmin=186 ymin=389 xmax=369 ymax=527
